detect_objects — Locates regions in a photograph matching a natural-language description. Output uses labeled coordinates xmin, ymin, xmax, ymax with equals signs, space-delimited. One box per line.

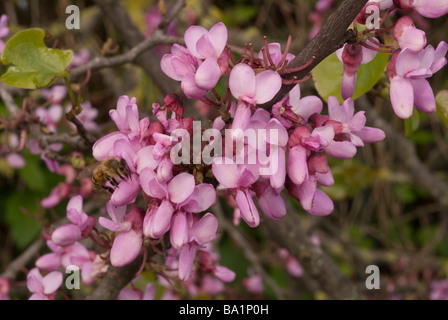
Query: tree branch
xmin=86 ymin=254 xmax=143 ymax=300
xmin=0 ymin=238 xmax=44 ymax=280
xmin=359 ymin=97 xmax=448 ymax=210
xmin=262 ymin=200 xmax=365 ymax=300
xmin=69 ymin=32 xmax=184 ymax=80
xmin=258 ymin=0 xmax=368 ymax=110
xmin=94 ymin=0 xmax=181 ymax=95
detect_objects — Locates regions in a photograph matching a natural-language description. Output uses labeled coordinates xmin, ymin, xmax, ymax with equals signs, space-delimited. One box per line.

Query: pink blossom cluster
xmin=160 ymin=22 xmax=385 ymax=224
xmin=17 ymin=4 xmax=448 ymax=299
xmin=90 ymin=94 xmax=230 ymax=282
xmin=25 ymin=195 xmax=108 ymax=299
xmin=336 ymin=2 xmax=448 ymax=119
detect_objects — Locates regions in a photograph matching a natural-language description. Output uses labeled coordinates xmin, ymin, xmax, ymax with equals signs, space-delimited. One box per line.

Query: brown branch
xmin=94 ymin=0 xmax=181 ymax=96
xmin=86 ymin=254 xmax=143 ymax=300
xmin=258 ymin=0 xmax=368 ymax=110
xmin=69 ymin=32 xmax=184 ymax=80
xmin=358 ymin=97 xmax=448 ymax=210
xmin=262 ymin=200 xmax=366 ymax=300
xmin=29 ymin=123 xmax=91 ymax=153
xmin=0 ymin=238 xmax=45 ymax=280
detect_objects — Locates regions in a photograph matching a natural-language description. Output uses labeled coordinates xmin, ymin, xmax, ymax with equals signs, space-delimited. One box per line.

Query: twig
xmin=159 ymin=0 xmax=186 ymax=31
xmin=0 ymin=238 xmax=45 ymax=280
xmin=86 ymin=255 xmax=143 ymax=300
xmin=69 ymin=32 xmax=184 ymax=80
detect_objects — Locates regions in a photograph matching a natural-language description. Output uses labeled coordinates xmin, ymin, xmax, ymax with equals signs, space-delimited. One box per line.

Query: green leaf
xmin=436 ymin=90 xmax=448 ymax=128
xmin=312 ymin=50 xmax=390 ymax=103
xmin=0 ymin=28 xmax=73 ymax=89
xmin=4 ymin=193 xmax=41 ymax=251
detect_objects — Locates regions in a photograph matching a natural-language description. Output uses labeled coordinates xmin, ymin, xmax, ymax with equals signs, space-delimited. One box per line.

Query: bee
xmin=91 ymin=158 xmax=130 ymax=193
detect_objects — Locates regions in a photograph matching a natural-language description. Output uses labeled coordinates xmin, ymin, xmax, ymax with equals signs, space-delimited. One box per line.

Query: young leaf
xmin=312 ymin=50 xmax=389 ymax=103
xmin=0 ymin=28 xmax=73 ymax=89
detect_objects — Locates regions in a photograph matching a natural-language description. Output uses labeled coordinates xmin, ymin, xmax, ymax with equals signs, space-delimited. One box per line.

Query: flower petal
xmin=27 ymin=268 xmax=44 ymax=294
xmin=110 ymin=230 xmax=143 ymax=267
xmin=412 ymin=78 xmax=436 ymax=114
xmin=184 ymin=25 xmax=208 ymax=58
xmin=254 ymin=70 xmax=282 ymax=104
xmin=308 ymin=189 xmax=334 ymax=216
xmin=325 ymin=141 xmax=357 ymax=159
xmin=235 ymin=189 xmax=260 ymax=228
xmin=51 ymin=224 xmax=82 ymax=247
xmin=140 ymin=168 xmax=168 ymax=199
xmin=143 ymin=200 xmax=174 ymax=238
xmin=196 ymin=34 xmax=216 ymax=59
xmin=208 ymin=22 xmax=228 ymax=57
xmin=181 ymin=72 xmax=206 ymax=99
xmin=42 ymin=271 xmax=63 ymax=295
xmin=170 ymin=212 xmax=189 ymax=250
xmin=229 ymin=64 xmax=256 ymax=101
xmin=167 ymin=173 xmax=196 ymax=204
xmin=178 ymin=244 xmax=196 ymax=281
xmin=389 ymin=76 xmax=414 ymax=119
xmin=92 ymin=132 xmax=128 ymax=161
xmin=194 ymin=57 xmax=221 ymax=90
xmin=212 ymin=157 xmax=238 ymax=188
xmin=287 ymin=145 xmax=308 ymax=185
xmin=111 ymin=175 xmax=141 ymax=206
xmin=194 ymin=184 xmax=216 ymax=212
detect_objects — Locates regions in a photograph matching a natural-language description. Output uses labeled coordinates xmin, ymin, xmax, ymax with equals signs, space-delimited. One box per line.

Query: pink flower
xmin=229 ymin=63 xmax=282 ymax=106
xmin=228 ymin=64 xmax=281 ymax=133
xmin=395 ymin=0 xmax=448 ymax=18
xmin=393 ymin=16 xmax=426 ymax=52
xmin=34 ymin=104 xmax=63 ymax=133
xmin=35 ymin=240 xmax=68 ymax=271
xmin=258 ymin=42 xmax=295 ymax=66
xmin=212 ymin=157 xmax=261 ymax=227
xmin=336 ymin=41 xmax=378 ymax=100
xmin=0 ymin=278 xmax=10 ymax=300
xmin=99 ymin=203 xmax=144 ymax=267
xmin=387 ymin=41 xmax=448 ymax=118
xmin=278 ymin=248 xmax=303 ymax=277
xmin=430 ymin=280 xmax=448 ymax=300
xmin=327 ymin=96 xmax=385 ymax=148
xmin=109 ymin=95 xmax=150 ymax=142
xmin=178 ymin=213 xmax=219 ymax=281
xmin=67 ymin=49 xmax=90 ymax=70
xmin=27 ymin=268 xmax=63 ymax=300
xmin=161 ymin=22 xmax=228 ymax=98
xmin=242 ymin=269 xmax=263 ymax=294
xmin=288 ymin=175 xmax=334 ymax=216
xmin=6 ymin=153 xmax=25 ymax=169
xmin=51 ymin=195 xmax=94 ymax=246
